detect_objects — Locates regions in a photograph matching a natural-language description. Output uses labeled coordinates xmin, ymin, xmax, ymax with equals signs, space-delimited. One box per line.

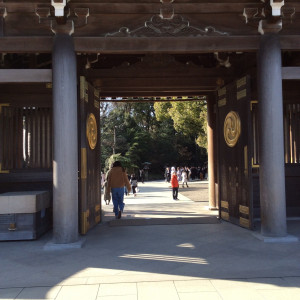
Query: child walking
xmin=171 ymin=171 xmax=179 ymax=200
xmin=130 ymin=174 xmax=138 ymax=196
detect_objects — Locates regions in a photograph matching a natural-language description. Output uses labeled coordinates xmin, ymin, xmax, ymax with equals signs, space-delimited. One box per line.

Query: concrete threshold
xmin=108 ymin=216 xmax=220 ymax=227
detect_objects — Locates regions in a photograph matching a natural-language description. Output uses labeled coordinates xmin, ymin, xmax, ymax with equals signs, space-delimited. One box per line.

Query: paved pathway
xmin=102 ymin=180 xmax=216 ymax=222
xmin=1 ymin=180 xmax=300 ymax=300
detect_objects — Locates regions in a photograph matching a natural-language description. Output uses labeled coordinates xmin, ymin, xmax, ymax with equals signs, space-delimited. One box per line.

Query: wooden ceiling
xmin=82 ymin=52 xmax=255 ymax=97
xmin=0 ymin=51 xmax=256 ymax=97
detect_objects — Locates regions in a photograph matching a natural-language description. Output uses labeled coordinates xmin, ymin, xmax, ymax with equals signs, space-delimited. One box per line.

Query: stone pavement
xmin=1 ymin=181 xmax=300 ymax=300
xmin=101 ymin=180 xmax=216 ymax=223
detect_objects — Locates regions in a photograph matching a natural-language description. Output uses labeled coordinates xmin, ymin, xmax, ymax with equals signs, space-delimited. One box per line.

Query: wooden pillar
xmin=207 ymin=98 xmax=216 ymax=209
xmin=52 ymin=33 xmax=78 ymax=244
xmin=258 ymin=33 xmax=287 ymax=237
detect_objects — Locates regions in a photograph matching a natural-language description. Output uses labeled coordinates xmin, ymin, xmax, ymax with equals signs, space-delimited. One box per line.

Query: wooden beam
xmin=1 ymin=35 xmax=300 ymax=54
xmin=99 ymin=98 xmax=206 ymax=103
xmin=76 ymin=36 xmax=300 ymax=53
xmin=0 ymin=69 xmax=52 ymax=83
xmin=5 ymin=1 xmax=300 ymax=15
xmin=0 ymin=36 xmax=262 ymax=53
xmin=0 ymin=37 xmax=53 ymax=53
xmin=86 ymin=67 xmax=232 ymax=79
xmin=100 ymin=88 xmax=216 ymax=94
xmin=282 ymin=67 xmax=300 ymax=80
xmin=99 ymin=90 xmax=212 ymax=97
xmin=75 ymin=36 xmax=261 ymax=54
xmin=94 ymin=77 xmax=219 ymax=88
xmin=0 ymin=94 xmax=52 ymax=106
xmin=68 ymin=3 xmax=264 ymax=14
xmin=1 ymin=2 xmax=268 ymax=15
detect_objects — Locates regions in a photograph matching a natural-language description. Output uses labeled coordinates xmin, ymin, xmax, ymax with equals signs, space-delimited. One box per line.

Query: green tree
xmin=105 ymin=153 xmax=137 ymax=173
xmin=101 ymin=101 xmax=207 ymax=178
xmin=101 ymin=102 xmax=157 ymax=172
xmin=154 ymin=100 xmax=207 ymax=149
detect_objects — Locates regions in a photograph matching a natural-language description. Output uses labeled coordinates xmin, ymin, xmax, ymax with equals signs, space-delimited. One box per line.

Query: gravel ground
xmin=178 ymin=181 xmax=208 ymax=202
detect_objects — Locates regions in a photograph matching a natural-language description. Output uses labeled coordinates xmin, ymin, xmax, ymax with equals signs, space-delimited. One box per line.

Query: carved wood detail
xmin=106 ymin=15 xmax=229 ymax=38
xmin=160 ymin=0 xmax=174 ymax=20
xmin=243 ymin=2 xmax=295 ymax=34
xmin=51 ymin=19 xmax=74 ymax=35
xmin=36 ymin=7 xmax=52 ymax=28
xmin=36 ymin=5 xmax=89 ymax=35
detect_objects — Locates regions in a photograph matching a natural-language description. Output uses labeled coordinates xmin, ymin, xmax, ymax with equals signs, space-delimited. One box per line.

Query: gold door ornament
xmin=224 ymin=111 xmax=241 ymax=147
xmin=86 ymin=113 xmax=97 ymax=150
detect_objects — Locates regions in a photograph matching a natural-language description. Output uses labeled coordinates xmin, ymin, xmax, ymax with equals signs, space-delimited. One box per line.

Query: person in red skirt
xmin=171 ymin=171 xmax=179 ymax=200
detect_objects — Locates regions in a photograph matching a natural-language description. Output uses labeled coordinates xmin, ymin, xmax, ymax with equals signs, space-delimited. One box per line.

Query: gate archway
xmin=0 ymin=1 xmax=300 ymax=244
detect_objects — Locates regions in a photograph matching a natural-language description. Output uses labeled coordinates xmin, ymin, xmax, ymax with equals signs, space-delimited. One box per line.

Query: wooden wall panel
xmin=217 ymin=76 xmax=253 ymax=228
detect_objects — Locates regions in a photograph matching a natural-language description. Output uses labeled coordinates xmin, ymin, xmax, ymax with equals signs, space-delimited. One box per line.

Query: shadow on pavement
xmin=0 ymin=181 xmax=300 ymax=299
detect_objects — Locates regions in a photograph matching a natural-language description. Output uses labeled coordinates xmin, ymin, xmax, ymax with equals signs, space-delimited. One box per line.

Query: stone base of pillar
xmin=208 ymin=206 xmax=219 ymax=211
xmin=204 ymin=206 xmax=218 ymax=211
xmin=43 ymin=237 xmax=86 ymax=250
xmin=252 ymin=232 xmax=298 ymax=243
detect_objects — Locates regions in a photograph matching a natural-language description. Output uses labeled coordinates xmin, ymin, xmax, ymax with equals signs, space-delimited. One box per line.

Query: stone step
xmin=108 ymin=216 xmax=220 ymax=227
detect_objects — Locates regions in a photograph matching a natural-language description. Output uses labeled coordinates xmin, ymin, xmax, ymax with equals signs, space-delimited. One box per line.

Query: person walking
xmin=176 ymin=167 xmax=182 ymax=182
xmin=130 ymin=174 xmax=138 ymax=197
xmin=182 ymin=169 xmax=189 ymax=188
xmin=165 ymin=167 xmax=171 ymax=183
xmin=171 ymin=171 xmax=179 ymax=200
xmin=101 ymin=171 xmax=106 ymax=189
xmin=103 ymin=177 xmax=111 ymax=205
xmin=139 ymin=169 xmax=145 ymax=183
xmin=107 ymin=161 xmax=131 ymax=219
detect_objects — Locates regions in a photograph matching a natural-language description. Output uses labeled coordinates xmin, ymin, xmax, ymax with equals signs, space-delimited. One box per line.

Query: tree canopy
xmin=100 ymin=101 xmax=207 ymax=176
xmin=154 ymin=100 xmax=207 ymax=149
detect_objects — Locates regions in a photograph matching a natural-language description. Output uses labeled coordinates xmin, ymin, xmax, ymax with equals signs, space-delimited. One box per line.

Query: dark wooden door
xmin=217 ymin=76 xmax=253 ymax=229
xmin=78 ymin=76 xmax=101 ymax=234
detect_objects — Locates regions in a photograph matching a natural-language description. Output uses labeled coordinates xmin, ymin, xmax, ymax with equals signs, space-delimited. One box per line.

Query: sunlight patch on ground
xmin=177 ymin=243 xmax=196 ymax=249
xmin=119 ymin=253 xmax=208 ymax=264
xmin=65 ymin=268 xmax=124 ymax=278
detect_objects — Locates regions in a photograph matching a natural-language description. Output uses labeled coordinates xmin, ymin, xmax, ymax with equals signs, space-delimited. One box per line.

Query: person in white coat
xmin=181 ymin=169 xmax=189 ymax=188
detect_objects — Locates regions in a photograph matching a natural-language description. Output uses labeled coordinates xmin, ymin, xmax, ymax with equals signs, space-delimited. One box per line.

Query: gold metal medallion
xmin=224 ymin=111 xmax=241 ymax=147
xmin=86 ymin=113 xmax=97 ymax=150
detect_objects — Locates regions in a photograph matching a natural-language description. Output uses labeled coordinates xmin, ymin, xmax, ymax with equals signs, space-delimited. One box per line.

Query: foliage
xmin=105 ymin=153 xmax=137 ymax=173
xmin=153 ymin=101 xmax=172 ymax=122
xmin=101 ymin=101 xmax=208 ymax=177
xmin=154 ymin=100 xmax=207 ymax=149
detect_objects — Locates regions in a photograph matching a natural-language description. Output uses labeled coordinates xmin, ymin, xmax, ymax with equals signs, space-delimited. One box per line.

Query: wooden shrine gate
xmin=217 ymin=76 xmax=253 ymax=229
xmin=78 ymin=77 xmax=101 ymax=234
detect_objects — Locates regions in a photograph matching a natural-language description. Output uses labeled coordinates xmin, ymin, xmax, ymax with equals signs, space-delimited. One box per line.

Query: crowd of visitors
xmin=101 ymin=162 xmax=209 ymax=217
xmin=164 ymin=164 xmax=208 ymax=184
xmin=165 ymin=164 xmax=207 ymax=200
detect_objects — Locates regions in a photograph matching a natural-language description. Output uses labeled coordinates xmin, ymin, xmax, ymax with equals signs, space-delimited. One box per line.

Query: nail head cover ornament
xmin=224 ymin=111 xmax=241 ymax=147
xmin=86 ymin=113 xmax=97 ymax=150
